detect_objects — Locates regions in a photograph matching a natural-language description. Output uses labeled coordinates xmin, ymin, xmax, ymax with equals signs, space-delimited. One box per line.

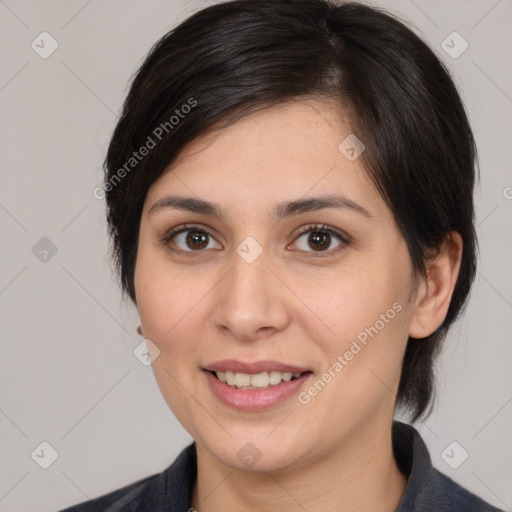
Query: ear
xmin=408 ymin=231 xmax=463 ymax=339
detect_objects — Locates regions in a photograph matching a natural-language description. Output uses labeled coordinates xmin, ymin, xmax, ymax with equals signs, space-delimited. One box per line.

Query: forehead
xmin=144 ymin=98 xmax=387 ymax=221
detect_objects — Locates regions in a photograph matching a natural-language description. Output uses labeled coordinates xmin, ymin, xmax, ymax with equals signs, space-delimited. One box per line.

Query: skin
xmin=134 ymin=98 xmax=463 ymax=512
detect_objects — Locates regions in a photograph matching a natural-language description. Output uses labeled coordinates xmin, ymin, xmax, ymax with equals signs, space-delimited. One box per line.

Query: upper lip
xmin=205 ymin=359 xmax=310 ymax=374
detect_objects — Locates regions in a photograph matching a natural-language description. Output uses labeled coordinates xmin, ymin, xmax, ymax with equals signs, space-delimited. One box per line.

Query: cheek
xmin=134 ymin=254 xmax=209 ymax=434
xmin=298 ymin=263 xmax=403 ymax=344
xmin=300 ymin=262 xmax=411 ymax=400
xmin=136 ymin=274 xmax=197 ymax=348
xmin=135 ymin=248 xmax=186 ymax=346
xmin=302 ymin=285 xmax=409 ymax=425
xmin=134 ymin=248 xmax=220 ymax=366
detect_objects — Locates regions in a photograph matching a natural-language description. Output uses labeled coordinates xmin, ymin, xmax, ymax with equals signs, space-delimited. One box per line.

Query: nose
xmin=211 ymin=251 xmax=290 ymax=342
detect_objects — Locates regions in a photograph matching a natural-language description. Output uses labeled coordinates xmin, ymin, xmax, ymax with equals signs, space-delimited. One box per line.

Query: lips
xmin=203 ymin=359 xmax=313 ymax=411
xmin=205 ymin=359 xmax=310 ymax=374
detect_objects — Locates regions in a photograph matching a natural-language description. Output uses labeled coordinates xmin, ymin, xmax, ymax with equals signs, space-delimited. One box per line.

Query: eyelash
xmin=160 ymin=223 xmax=350 ymax=258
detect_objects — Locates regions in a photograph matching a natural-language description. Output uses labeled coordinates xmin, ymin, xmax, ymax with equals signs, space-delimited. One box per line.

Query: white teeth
xmin=249 ymin=372 xmax=270 ymax=387
xmin=269 ymin=371 xmax=283 ymax=386
xmin=233 ymin=372 xmax=251 ymax=387
xmin=281 ymin=372 xmax=293 ymax=382
xmin=215 ymin=370 xmax=303 ymax=389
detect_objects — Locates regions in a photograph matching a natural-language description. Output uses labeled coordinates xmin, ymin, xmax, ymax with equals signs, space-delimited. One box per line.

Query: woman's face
xmin=134 ymin=98 xmax=419 ymax=471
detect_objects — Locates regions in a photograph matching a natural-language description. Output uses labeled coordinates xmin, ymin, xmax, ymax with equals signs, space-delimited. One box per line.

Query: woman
xmin=61 ymin=0 xmax=504 ymax=510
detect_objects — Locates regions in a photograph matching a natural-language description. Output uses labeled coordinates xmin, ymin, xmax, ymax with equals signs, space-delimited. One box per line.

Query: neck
xmin=191 ymin=419 xmax=408 ymax=512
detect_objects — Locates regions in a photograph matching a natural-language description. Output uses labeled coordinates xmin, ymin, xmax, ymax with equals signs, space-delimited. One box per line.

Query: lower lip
xmin=204 ymin=370 xmax=312 ymax=411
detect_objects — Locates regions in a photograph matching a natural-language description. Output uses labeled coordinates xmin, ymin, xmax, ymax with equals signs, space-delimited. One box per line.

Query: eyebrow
xmin=148 ymin=194 xmax=372 ymax=220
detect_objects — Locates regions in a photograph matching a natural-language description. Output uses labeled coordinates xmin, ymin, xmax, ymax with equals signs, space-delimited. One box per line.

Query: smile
xmin=213 ymin=370 xmax=304 ymax=389
xmin=203 ymin=360 xmax=313 ymax=411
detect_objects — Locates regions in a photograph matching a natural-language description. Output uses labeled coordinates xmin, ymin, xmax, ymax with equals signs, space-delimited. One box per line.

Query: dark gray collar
xmin=141 ymin=420 xmax=502 ymax=511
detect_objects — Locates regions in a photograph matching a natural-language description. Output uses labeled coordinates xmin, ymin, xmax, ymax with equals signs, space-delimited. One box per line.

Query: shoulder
xmin=58 ymin=474 xmax=155 ymax=512
xmin=428 ymin=468 xmax=505 ymax=512
xmin=59 ymin=443 xmax=197 ymax=512
xmin=393 ymin=421 xmax=505 ymax=512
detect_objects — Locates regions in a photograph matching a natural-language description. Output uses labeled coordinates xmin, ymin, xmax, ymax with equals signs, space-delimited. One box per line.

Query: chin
xmin=201 ymin=431 xmax=308 ymax=473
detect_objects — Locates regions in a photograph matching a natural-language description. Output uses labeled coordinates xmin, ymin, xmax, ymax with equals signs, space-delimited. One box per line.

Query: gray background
xmin=0 ymin=0 xmax=511 ymax=510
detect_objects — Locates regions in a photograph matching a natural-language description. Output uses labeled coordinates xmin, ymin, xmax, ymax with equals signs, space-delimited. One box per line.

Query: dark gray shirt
xmin=60 ymin=421 xmax=504 ymax=511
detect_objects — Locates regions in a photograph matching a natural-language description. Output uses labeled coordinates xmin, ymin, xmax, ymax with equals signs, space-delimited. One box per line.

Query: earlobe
xmin=408 ymin=232 xmax=463 ymax=339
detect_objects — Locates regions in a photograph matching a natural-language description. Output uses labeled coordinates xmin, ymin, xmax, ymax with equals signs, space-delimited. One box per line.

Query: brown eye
xmin=308 ymin=231 xmax=331 ymax=251
xmin=292 ymin=225 xmax=348 ymax=255
xmin=186 ymin=231 xmax=209 ymax=250
xmin=164 ymin=226 xmax=222 ymax=253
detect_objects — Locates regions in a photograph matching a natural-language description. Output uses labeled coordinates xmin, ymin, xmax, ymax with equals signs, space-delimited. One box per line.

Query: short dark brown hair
xmin=104 ymin=0 xmax=478 ymax=422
